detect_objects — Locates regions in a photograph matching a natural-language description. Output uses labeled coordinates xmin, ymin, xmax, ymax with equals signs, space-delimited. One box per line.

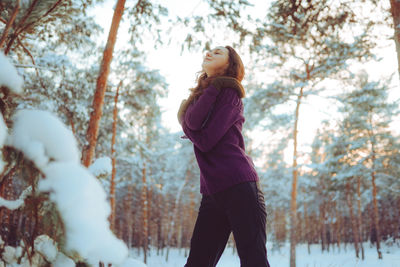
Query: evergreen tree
xmin=248 ymin=1 xmax=377 ymax=265
xmin=337 ymin=71 xmax=399 ymax=259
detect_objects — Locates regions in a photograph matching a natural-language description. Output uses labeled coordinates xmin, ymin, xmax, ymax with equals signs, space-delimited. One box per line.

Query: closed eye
xmin=213 ymin=49 xmax=222 ymax=55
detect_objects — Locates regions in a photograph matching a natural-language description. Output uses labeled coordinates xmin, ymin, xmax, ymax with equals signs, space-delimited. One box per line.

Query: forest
xmin=0 ymin=0 xmax=399 ymax=267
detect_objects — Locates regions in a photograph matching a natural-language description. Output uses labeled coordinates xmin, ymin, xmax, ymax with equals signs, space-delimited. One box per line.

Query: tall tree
xmin=110 ymin=80 xmax=121 ymax=230
xmin=252 ymin=1 xmax=376 ymax=265
xmin=82 ymin=0 xmax=126 ymax=167
xmin=390 ymin=0 xmax=400 ymax=78
xmin=337 ymin=71 xmax=399 ymax=259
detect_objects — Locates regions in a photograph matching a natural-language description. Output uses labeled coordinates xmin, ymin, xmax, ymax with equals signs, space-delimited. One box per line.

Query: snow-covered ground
xmin=130 ymin=242 xmax=400 ymax=267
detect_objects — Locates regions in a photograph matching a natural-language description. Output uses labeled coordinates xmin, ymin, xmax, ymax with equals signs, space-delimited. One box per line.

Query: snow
xmin=9 ymin=109 xmax=80 ymax=170
xmin=0 ymin=115 xmax=7 ymax=173
xmin=0 ymin=196 xmax=24 ymax=210
xmin=89 ymin=156 xmax=112 ymax=177
xmin=2 ymin=246 xmax=16 ymax=264
xmin=4 ymin=108 xmax=132 ymax=265
xmin=0 ymin=52 xmax=23 ymax=94
xmin=38 ymin=162 xmax=128 ymax=265
xmin=0 ymin=186 xmax=31 ymax=210
xmin=34 ymin=235 xmax=58 ymax=262
xmin=118 ymin=258 xmax=148 ymax=267
xmin=53 ymin=252 xmax=75 ymax=267
xmin=131 ymin=243 xmax=400 ymax=267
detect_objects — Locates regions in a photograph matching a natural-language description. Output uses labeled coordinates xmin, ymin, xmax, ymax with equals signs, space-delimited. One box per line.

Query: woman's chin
xmin=201 ymin=66 xmax=211 ymax=75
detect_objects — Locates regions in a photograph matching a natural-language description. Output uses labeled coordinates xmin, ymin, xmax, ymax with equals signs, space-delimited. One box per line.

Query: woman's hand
xmin=177 ymin=99 xmax=187 ymax=125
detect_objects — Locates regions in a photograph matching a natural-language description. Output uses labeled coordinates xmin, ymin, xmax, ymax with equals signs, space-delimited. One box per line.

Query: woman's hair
xmin=181 ymin=46 xmax=245 ymax=115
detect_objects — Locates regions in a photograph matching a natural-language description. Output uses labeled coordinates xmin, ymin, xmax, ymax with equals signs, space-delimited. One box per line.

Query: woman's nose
xmin=206 ymin=51 xmax=211 ymax=57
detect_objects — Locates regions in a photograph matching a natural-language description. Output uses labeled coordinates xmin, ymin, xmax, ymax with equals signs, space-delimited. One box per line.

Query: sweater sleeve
xmin=182 ymin=103 xmax=240 ymax=152
xmin=184 ymin=85 xmax=220 ymax=130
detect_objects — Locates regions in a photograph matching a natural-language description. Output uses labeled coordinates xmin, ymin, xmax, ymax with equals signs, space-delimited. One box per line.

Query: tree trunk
xmin=320 ymin=202 xmax=327 ymax=252
xmin=371 ymin=164 xmax=382 ymax=259
xmin=327 ymin=201 xmax=333 ymax=252
xmin=148 ymin=185 xmax=153 ymax=248
xmin=367 ymin=121 xmax=382 ymax=259
xmin=124 ymin=183 xmax=133 ymax=249
xmin=356 ymin=176 xmax=365 ymax=260
xmin=81 ymin=0 xmax=126 ymax=167
xmin=157 ymin=190 xmax=163 ymax=256
xmin=189 ymin=189 xmax=196 ymax=228
xmin=335 ymin=203 xmax=342 ymax=252
xmin=397 ymin=197 xmax=400 ymax=240
xmin=141 ymin=162 xmax=149 ymax=264
xmin=109 ymin=81 xmax=121 ymax=231
xmin=390 ymin=0 xmax=400 ymax=79
xmin=166 ymin=168 xmax=190 ymax=262
xmin=304 ymin=201 xmax=311 ymax=254
xmin=346 ymin=181 xmax=360 ymax=258
xmin=290 ymin=86 xmax=304 ymax=267
xmin=0 ymin=0 xmax=20 ymax=53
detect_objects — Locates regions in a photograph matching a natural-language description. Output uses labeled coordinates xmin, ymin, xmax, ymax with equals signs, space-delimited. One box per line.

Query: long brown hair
xmin=181 ymin=46 xmax=245 ymax=115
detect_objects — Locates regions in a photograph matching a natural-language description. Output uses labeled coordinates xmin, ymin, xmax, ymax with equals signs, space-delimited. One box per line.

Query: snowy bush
xmin=38 ymin=161 xmax=128 ymax=264
xmin=0 ymin=51 xmax=147 ymax=267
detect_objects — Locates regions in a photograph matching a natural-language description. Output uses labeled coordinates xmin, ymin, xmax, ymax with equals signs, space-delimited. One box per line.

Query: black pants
xmin=184 ymin=181 xmax=271 ymax=267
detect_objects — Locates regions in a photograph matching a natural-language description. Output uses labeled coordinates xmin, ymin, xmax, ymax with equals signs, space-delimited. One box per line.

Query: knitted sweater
xmin=181 ymin=84 xmax=259 ymax=195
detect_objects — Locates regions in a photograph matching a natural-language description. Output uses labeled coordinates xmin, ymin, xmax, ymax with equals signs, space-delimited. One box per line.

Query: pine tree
xmin=337 ymin=71 xmax=399 ymax=259
xmin=390 ymin=0 xmax=400 ymax=78
xmin=251 ymin=1 xmax=376 ymax=265
xmin=82 ymin=0 xmax=126 ymax=167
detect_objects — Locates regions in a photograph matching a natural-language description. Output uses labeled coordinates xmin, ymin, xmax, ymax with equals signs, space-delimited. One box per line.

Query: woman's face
xmin=202 ymin=46 xmax=229 ymax=77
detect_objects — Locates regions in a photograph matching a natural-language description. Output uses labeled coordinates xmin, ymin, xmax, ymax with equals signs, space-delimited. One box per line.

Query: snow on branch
xmin=89 ymin=156 xmax=112 ymax=177
xmin=0 ymin=51 xmax=23 ymax=94
xmin=8 ymin=109 xmax=80 ymax=170
xmin=38 ymin=162 xmax=128 ymax=264
xmin=0 ymin=186 xmax=31 ymax=210
xmin=0 ymin=113 xmax=7 ymax=173
xmin=6 ymin=109 xmax=133 ymax=265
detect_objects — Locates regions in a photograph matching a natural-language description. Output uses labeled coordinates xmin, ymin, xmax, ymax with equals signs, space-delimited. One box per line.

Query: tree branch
xmin=0 ymin=0 xmax=20 ymax=52
xmin=14 ymin=64 xmax=57 ymax=71
xmin=16 ymin=37 xmax=37 ymax=72
xmin=17 ymin=0 xmax=63 ymax=39
xmin=42 ymin=0 xmax=63 ymax=18
xmin=4 ymin=0 xmax=39 ymax=54
xmin=17 ymin=37 xmax=48 ymax=90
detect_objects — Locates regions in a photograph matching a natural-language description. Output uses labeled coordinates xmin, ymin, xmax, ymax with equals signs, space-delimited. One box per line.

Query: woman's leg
xmin=216 ymin=181 xmax=270 ymax=267
xmin=184 ymin=194 xmax=231 ymax=267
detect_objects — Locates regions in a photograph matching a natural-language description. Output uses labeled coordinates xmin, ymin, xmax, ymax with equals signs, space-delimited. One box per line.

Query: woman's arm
xmin=184 ymin=84 xmax=220 ymax=130
xmin=181 ymin=77 xmax=244 ymax=130
xmin=182 ymin=103 xmax=240 ymax=152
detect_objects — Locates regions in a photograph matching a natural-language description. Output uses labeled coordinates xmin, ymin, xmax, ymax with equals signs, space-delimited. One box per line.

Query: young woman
xmin=177 ymin=46 xmax=271 ymax=267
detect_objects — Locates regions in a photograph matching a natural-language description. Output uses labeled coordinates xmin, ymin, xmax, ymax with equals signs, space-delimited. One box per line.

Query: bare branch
xmin=14 ymin=64 xmax=57 ymax=71
xmin=17 ymin=37 xmax=48 ymax=89
xmin=0 ymin=0 xmax=20 ymax=52
xmin=4 ymin=0 xmax=39 ymax=54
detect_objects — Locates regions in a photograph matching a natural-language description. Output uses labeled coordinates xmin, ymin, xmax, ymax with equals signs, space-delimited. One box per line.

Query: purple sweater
xmin=181 ymin=84 xmax=259 ymax=195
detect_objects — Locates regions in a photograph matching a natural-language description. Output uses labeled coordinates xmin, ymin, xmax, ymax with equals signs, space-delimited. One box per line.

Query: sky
xmin=92 ymin=0 xmax=400 ymax=166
